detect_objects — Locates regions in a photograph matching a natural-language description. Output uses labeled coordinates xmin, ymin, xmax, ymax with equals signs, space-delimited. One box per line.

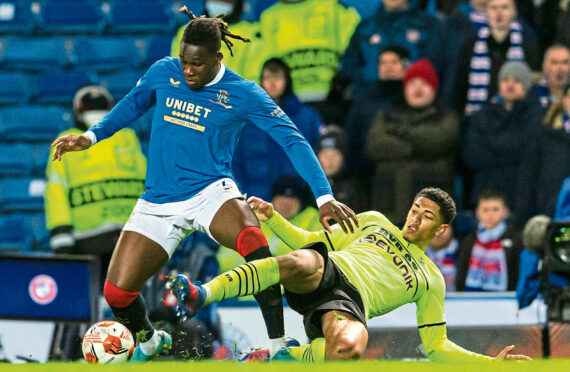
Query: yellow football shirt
xmin=265 ymin=211 xmax=493 ymax=362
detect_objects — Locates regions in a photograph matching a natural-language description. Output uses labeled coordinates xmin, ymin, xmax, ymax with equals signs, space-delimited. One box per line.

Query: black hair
xmin=260 ymin=58 xmax=294 ymax=97
xmin=179 ymin=5 xmax=250 ymax=57
xmin=477 ymin=188 xmax=507 ymax=205
xmin=414 ymin=188 xmax=456 ymax=225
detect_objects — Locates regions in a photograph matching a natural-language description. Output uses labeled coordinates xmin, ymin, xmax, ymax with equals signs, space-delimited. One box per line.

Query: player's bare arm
xmin=51 ymin=134 xmax=92 ymax=161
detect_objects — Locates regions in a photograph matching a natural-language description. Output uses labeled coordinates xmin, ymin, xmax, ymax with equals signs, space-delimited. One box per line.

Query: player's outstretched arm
xmin=319 ymin=200 xmax=359 ymax=233
xmin=51 ymin=134 xmax=92 ymax=161
xmin=492 ymin=345 xmax=532 ymax=361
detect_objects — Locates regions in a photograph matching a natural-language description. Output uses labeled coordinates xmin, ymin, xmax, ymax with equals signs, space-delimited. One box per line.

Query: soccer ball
xmin=82 ymin=320 xmax=135 ymax=364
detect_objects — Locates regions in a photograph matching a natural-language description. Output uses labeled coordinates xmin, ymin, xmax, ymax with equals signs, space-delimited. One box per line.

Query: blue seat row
xmin=0 ymin=143 xmax=49 ymax=178
xmin=0 ymin=35 xmax=172 ymax=72
xmin=0 ymin=0 xmax=206 ymax=36
xmin=0 ymin=212 xmax=49 ymax=253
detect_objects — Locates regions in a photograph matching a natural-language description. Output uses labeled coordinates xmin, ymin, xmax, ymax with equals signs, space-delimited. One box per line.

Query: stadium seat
xmin=0 ymin=143 xmax=34 ymax=177
xmin=99 ymin=70 xmax=143 ymax=100
xmin=31 ymin=143 xmax=50 ymax=178
xmin=0 ymin=214 xmax=33 ymax=253
xmin=28 ymin=211 xmax=50 ymax=251
xmin=37 ymin=0 xmax=105 ymax=34
xmin=0 ymin=72 xmax=34 ymax=105
xmin=0 ymin=105 xmax=72 ymax=142
xmin=0 ymin=0 xmax=36 ymax=35
xmin=0 ymin=177 xmax=46 ymax=213
xmin=144 ymin=35 xmax=172 ymax=67
xmin=35 ymin=70 xmax=98 ymax=104
xmin=107 ymin=0 xmax=174 ymax=34
xmin=70 ymin=36 xmax=142 ymax=72
xmin=0 ymin=37 xmax=69 ymax=71
xmin=169 ymin=0 xmax=205 ymax=27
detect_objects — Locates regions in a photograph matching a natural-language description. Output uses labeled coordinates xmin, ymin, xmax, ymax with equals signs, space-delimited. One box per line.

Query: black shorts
xmin=284 ymin=242 xmax=367 ymax=340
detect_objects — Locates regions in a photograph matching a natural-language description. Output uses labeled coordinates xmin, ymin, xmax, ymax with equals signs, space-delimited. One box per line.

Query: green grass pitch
xmin=3 ymin=360 xmax=570 ymax=371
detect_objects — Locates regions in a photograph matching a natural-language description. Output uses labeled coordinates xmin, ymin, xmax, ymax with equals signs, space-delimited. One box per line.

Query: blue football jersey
xmin=88 ymin=57 xmax=332 ymax=204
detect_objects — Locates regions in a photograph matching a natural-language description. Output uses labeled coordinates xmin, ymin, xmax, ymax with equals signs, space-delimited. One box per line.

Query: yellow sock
xmin=203 ymin=257 xmax=280 ymax=305
xmin=289 ymin=338 xmax=326 ymax=362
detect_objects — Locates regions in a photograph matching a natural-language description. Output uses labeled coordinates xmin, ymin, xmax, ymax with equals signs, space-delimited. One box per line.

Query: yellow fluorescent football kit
xmin=265 ymin=211 xmax=493 ymax=362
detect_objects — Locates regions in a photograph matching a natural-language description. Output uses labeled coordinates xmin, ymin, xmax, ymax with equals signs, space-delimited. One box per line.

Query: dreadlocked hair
xmin=179 ymin=5 xmax=250 ymax=57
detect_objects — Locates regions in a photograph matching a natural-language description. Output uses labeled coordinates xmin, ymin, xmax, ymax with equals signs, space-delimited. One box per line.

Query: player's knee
xmin=103 ymin=280 xmax=139 ymax=308
xmin=236 ymin=226 xmax=268 ymax=257
xmin=330 ymin=333 xmax=366 ymax=360
xmin=282 ymin=250 xmax=321 ymax=277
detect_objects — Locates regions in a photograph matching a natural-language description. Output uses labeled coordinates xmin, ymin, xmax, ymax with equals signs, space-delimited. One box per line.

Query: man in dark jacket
xmin=338 ymin=0 xmax=442 ymax=93
xmin=517 ymin=83 xmax=570 ymax=224
xmin=462 ymin=61 xmax=545 ymax=211
xmin=456 ymin=190 xmax=522 ymax=291
xmin=366 ymin=59 xmax=459 ymax=226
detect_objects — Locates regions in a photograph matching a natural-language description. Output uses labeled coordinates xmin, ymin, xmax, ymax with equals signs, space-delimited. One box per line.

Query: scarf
xmin=465 ymin=21 xmax=524 ymax=116
xmin=426 ymin=239 xmax=458 ymax=291
xmin=465 ymin=221 xmax=509 ymax=291
xmin=564 ymin=112 xmax=570 ymax=133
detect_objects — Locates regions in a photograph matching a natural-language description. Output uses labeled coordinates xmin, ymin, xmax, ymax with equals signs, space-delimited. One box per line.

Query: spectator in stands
xmin=517 ymin=82 xmax=570 ymax=223
xmin=366 ymin=59 xmax=459 ymax=226
xmin=317 ymin=125 xmax=363 ymax=211
xmin=217 ymin=176 xmax=321 ymax=272
xmin=456 ymin=189 xmax=522 ymax=291
xmin=437 ymin=0 xmax=488 ymax=110
xmin=45 ymin=86 xmax=147 ymax=291
xmin=338 ymin=0 xmax=442 ymax=94
xmin=556 ymin=2 xmax=570 ymax=47
xmin=455 ymin=0 xmax=540 ymax=117
xmin=344 ymin=45 xmax=409 ymax=193
xmin=535 ymin=44 xmax=570 ymax=108
xmin=232 ymin=58 xmax=323 ymax=201
xmin=462 ymin=61 xmax=544 ymax=210
xmin=425 ymin=225 xmax=458 ymax=291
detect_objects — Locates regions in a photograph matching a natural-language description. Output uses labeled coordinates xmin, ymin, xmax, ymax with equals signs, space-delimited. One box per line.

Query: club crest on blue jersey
xmin=209 ymin=90 xmax=232 ymax=109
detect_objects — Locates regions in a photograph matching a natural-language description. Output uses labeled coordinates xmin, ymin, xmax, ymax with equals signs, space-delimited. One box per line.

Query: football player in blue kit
xmin=51 ymin=6 xmax=358 ymax=361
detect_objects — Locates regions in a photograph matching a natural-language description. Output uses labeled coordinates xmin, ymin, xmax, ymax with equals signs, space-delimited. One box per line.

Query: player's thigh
xmin=209 ymin=198 xmax=259 ymax=249
xmin=321 ymin=310 xmax=368 ymax=359
xmin=106 ymin=230 xmax=168 ymax=292
xmin=278 ymin=249 xmax=324 ymax=293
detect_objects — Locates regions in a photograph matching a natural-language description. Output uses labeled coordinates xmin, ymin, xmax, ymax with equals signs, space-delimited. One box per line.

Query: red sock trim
xmin=236 ymin=226 xmax=268 ymax=257
xmin=103 ymin=280 xmax=139 ymax=308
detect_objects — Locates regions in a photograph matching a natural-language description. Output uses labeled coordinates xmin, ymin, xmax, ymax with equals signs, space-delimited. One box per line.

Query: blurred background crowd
xmin=0 ymin=0 xmax=569 ymax=360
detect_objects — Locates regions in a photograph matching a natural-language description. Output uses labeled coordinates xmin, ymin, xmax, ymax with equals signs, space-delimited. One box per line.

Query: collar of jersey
xmin=205 ymin=63 xmax=226 ymax=87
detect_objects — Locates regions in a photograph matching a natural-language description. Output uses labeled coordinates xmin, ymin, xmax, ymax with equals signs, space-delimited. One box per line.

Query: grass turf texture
xmin=2 ymin=360 xmax=570 ymax=371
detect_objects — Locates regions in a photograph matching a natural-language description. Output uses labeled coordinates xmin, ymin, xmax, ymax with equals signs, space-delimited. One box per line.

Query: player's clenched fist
xmin=51 ymin=134 xmax=92 ymax=161
xmin=247 ymin=196 xmax=275 ymax=222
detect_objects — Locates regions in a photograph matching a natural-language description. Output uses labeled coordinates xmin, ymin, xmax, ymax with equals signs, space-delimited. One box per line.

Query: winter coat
xmin=462 ymin=94 xmax=545 ymax=210
xmin=366 ymin=103 xmax=459 ymax=225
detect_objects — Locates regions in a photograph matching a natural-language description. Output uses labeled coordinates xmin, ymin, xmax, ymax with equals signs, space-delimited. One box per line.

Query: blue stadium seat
xmin=28 ymin=211 xmax=50 ymax=251
xmin=107 ymin=0 xmax=173 ymax=34
xmin=0 ymin=177 xmax=45 ymax=213
xmin=35 ymin=70 xmax=98 ymax=104
xmin=0 ymin=72 xmax=34 ymax=105
xmin=0 ymin=106 xmax=72 ymax=142
xmin=169 ymin=0 xmax=205 ymax=27
xmin=0 ymin=143 xmax=34 ymax=177
xmin=70 ymin=36 xmax=141 ymax=72
xmin=0 ymin=1 xmax=36 ymax=35
xmin=31 ymin=143 xmax=50 ymax=178
xmin=37 ymin=0 xmax=105 ymax=34
xmin=0 ymin=214 xmax=33 ymax=253
xmin=144 ymin=35 xmax=171 ymax=67
xmin=99 ymin=70 xmax=142 ymax=100
xmin=0 ymin=37 xmax=69 ymax=71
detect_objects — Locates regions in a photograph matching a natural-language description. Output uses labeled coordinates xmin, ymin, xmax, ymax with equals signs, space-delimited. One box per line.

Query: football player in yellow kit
xmin=169 ymin=188 xmax=531 ymax=362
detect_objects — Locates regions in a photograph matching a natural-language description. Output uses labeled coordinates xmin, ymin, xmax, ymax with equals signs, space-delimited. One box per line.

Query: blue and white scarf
xmin=465 ymin=21 xmax=525 ymax=116
xmin=535 ymin=76 xmax=552 ymax=108
xmin=564 ymin=112 xmax=570 ymax=133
